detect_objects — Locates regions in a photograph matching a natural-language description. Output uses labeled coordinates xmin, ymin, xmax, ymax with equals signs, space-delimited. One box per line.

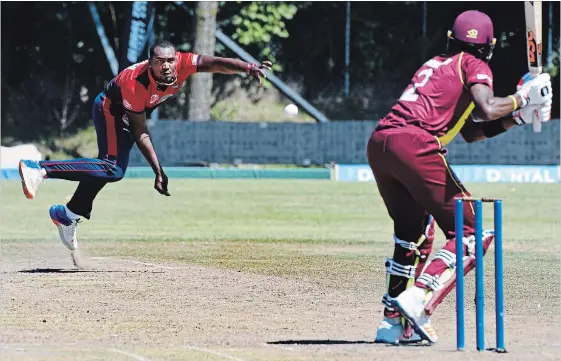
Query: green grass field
xmin=1 ymin=179 xmax=559 ymax=361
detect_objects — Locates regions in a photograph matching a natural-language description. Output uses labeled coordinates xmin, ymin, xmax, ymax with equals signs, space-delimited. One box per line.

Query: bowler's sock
xmin=64 ymin=206 xmax=81 ymax=220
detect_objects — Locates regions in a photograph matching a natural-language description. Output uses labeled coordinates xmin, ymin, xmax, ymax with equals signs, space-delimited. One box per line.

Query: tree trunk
xmin=186 ymin=1 xmax=218 ymax=121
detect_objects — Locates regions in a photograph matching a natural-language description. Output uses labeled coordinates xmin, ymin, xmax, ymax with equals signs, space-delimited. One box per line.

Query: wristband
xmin=508 ymin=95 xmax=518 ymax=111
xmin=246 ymin=63 xmax=256 ymax=74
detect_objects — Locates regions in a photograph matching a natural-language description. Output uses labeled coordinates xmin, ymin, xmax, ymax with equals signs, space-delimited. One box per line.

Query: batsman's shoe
xmin=19 ymin=160 xmax=46 ymax=199
xmin=49 ymin=205 xmax=79 ymax=250
xmin=375 ymin=316 xmax=423 ymax=345
xmin=392 ymin=287 xmax=438 ymax=344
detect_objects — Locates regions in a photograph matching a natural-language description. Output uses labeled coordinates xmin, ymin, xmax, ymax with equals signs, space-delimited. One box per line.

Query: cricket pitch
xmin=1 ymin=180 xmax=559 ymax=360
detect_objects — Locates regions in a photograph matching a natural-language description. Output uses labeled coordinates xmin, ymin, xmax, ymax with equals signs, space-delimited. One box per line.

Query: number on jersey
xmin=399 ymin=58 xmax=453 ymax=102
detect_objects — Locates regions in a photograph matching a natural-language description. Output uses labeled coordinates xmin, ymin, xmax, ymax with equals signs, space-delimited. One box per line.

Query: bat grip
xmin=533 ymin=118 xmax=542 ymax=132
xmin=533 ymin=85 xmax=550 ymax=132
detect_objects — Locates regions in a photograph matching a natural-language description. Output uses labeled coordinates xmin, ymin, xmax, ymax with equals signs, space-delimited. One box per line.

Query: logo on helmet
xmin=466 ymin=29 xmax=478 ymax=39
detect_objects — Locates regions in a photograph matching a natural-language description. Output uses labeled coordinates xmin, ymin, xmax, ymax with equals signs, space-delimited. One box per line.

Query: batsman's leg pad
xmin=420 ymin=231 xmax=495 ymax=315
xmin=415 ymin=214 xmax=435 ymax=279
xmin=382 ymin=214 xmax=435 ymax=314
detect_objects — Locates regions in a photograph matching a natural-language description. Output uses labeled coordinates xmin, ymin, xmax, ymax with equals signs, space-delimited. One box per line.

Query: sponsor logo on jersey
xmin=476 ymin=73 xmax=493 ymax=84
xmin=149 ymin=94 xmax=160 ymax=104
xmin=123 ymin=99 xmax=133 ymax=110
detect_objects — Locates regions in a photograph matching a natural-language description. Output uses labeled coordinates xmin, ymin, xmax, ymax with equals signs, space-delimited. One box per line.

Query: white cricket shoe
xmin=49 ymin=205 xmax=79 ymax=250
xmin=19 ymin=160 xmax=46 ymax=199
xmin=392 ymin=286 xmax=438 ymax=343
xmin=375 ymin=316 xmax=423 ymax=345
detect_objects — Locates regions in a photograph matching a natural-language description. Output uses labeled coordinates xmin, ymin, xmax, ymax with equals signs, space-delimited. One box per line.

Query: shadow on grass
xmin=267 ymin=340 xmax=375 ymax=345
xmin=268 ymin=339 xmax=430 ymax=346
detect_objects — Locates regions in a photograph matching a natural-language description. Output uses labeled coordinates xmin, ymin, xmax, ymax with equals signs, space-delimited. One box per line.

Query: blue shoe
xmin=49 ymin=205 xmax=79 ymax=250
xmin=19 ymin=160 xmax=45 ymax=199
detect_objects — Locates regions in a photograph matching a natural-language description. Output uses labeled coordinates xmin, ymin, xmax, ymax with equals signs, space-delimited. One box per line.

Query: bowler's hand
xmin=248 ymin=60 xmax=273 ymax=87
xmin=155 ymin=172 xmax=170 ymax=196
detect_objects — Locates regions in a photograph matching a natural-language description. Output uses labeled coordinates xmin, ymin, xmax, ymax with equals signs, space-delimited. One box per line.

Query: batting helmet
xmin=447 ymin=10 xmax=497 ymax=62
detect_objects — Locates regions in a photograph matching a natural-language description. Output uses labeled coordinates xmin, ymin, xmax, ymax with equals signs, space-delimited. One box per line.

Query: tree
xmin=1 ymin=1 xmax=558 ymax=138
xmin=1 ymin=2 xmax=112 ymax=143
xmin=228 ymin=2 xmax=297 ymax=72
xmin=187 ymin=1 xmax=218 ymax=121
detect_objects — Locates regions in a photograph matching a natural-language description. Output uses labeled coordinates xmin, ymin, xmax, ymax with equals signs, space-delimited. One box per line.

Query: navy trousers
xmin=41 ymin=92 xmax=135 ymax=219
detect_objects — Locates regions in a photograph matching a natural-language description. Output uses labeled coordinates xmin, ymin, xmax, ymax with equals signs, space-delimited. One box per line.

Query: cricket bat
xmin=524 ymin=1 xmax=544 ymax=132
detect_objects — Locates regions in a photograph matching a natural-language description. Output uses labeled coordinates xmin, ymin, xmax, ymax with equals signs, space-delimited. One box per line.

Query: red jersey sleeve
xmin=462 ymin=54 xmax=494 ymax=90
xmin=177 ymin=52 xmax=200 ymax=78
xmin=120 ymin=80 xmax=148 ymax=113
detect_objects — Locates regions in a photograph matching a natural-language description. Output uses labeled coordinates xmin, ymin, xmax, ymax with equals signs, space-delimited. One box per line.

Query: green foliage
xmin=40 ymin=124 xmax=98 ymax=159
xmin=210 ymin=100 xmax=240 ymax=120
xmin=230 ymin=2 xmax=297 ymax=72
xmin=1 ymin=1 xmax=560 ymax=143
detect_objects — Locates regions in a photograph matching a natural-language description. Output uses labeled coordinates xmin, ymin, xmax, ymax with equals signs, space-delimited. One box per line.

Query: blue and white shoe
xmin=19 ymin=160 xmax=46 ymax=199
xmin=49 ymin=205 xmax=79 ymax=250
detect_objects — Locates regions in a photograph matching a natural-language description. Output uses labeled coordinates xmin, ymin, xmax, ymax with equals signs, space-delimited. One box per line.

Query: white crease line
xmin=92 ymin=257 xmax=177 ymax=270
xmin=185 ymin=345 xmax=248 ymax=361
xmin=110 ymin=348 xmax=155 ymax=361
xmin=1 ymin=346 xmax=155 ymax=361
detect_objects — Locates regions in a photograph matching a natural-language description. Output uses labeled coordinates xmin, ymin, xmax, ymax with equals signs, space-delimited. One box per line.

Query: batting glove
xmin=516 ymin=72 xmax=553 ymax=108
xmin=513 ymin=98 xmax=552 ymax=125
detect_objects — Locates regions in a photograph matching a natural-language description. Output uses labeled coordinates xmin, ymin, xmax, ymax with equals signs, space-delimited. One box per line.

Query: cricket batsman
xmin=368 ymin=10 xmax=553 ymax=344
xmin=18 ymin=40 xmax=271 ymax=251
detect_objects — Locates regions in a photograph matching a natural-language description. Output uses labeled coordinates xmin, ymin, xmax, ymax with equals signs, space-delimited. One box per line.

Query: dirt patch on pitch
xmin=1 ymin=242 xmax=559 ymax=361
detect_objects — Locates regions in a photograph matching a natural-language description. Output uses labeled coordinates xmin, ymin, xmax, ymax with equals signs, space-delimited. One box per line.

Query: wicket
xmin=454 ymin=197 xmax=506 ymax=353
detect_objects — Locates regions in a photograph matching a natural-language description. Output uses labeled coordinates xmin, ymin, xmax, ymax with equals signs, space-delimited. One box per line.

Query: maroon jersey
xmin=103 ymin=51 xmax=199 ymax=117
xmin=378 ymin=52 xmax=493 ymax=145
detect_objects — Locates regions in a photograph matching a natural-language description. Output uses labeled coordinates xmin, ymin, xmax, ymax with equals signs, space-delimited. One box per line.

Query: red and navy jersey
xmin=378 ymin=52 xmax=493 ymax=145
xmin=103 ymin=52 xmax=200 ymax=117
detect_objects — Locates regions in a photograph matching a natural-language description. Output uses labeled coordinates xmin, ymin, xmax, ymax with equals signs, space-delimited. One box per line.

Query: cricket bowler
xmin=18 ymin=40 xmax=271 ymax=251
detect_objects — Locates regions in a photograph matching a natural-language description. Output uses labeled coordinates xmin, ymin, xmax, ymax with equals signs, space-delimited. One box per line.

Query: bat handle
xmin=533 ymin=118 xmax=542 ymax=132
xmin=533 ymin=85 xmax=550 ymax=133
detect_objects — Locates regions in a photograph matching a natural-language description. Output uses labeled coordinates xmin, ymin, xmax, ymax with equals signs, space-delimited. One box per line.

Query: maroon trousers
xmin=367 ymin=126 xmax=475 ymax=242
